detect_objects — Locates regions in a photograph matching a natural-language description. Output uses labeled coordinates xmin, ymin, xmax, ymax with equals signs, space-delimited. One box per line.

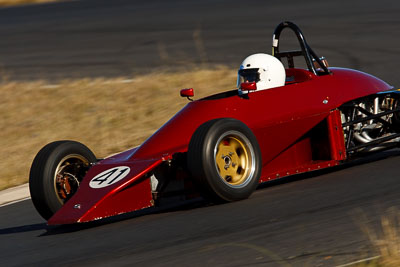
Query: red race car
xmin=30 ymin=21 xmax=400 ymax=225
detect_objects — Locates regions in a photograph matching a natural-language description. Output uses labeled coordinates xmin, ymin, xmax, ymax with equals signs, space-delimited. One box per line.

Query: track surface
xmin=1 ymin=0 xmax=400 ymax=266
xmin=2 ymin=152 xmax=400 ymax=266
xmin=0 ymin=0 xmax=399 ymax=84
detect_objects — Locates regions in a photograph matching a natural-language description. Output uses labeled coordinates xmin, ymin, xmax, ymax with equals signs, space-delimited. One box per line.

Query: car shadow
xmin=0 ymin=223 xmax=47 ymax=235
xmin=0 ymin=198 xmax=208 ymax=236
xmin=41 ymin=197 xmax=209 ymax=236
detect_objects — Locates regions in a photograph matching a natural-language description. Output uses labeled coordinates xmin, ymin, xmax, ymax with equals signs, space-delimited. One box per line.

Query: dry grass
xmin=0 ymin=66 xmax=235 ymax=190
xmin=358 ymin=209 xmax=400 ymax=266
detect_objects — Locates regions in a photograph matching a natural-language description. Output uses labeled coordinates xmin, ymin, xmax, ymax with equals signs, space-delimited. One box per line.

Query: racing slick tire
xmin=187 ymin=118 xmax=262 ymax=202
xmin=29 ymin=140 xmax=96 ymax=220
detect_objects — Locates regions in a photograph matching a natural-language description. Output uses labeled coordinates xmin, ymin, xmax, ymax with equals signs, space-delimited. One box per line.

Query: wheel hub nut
xmin=222 ymin=154 xmax=234 ymax=170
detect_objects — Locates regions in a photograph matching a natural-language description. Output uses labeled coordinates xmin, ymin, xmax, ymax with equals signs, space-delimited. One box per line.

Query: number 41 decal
xmin=89 ymin=166 xmax=131 ymax=189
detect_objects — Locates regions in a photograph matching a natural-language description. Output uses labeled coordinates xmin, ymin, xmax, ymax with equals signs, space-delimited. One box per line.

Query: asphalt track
xmin=1 ymin=0 xmax=400 ymax=266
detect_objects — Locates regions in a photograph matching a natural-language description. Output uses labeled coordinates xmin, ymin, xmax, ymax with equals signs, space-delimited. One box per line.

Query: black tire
xmin=187 ymin=118 xmax=262 ymax=202
xmin=29 ymin=140 xmax=96 ymax=220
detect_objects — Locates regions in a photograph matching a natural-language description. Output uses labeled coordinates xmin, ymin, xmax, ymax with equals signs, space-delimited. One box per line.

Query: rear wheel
xmin=187 ymin=118 xmax=262 ymax=202
xmin=29 ymin=141 xmax=96 ymax=220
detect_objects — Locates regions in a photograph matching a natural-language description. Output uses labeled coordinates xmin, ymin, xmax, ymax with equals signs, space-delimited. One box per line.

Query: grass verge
xmin=357 ymin=209 xmax=400 ymax=266
xmin=0 ymin=66 xmax=235 ymax=190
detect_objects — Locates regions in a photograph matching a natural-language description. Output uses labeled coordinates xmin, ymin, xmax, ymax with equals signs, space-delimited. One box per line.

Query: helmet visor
xmin=238 ymin=68 xmax=260 ymax=85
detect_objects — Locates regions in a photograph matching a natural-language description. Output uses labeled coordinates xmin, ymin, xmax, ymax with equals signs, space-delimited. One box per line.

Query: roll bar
xmin=272 ymin=21 xmax=330 ymax=75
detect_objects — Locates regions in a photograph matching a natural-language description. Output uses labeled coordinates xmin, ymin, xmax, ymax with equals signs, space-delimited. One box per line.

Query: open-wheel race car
xmin=30 ymin=21 xmax=400 ymax=225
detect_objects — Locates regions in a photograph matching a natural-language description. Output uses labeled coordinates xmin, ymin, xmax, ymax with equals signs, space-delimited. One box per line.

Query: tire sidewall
xmin=30 ymin=141 xmax=96 ymax=220
xmin=189 ymin=118 xmax=262 ymax=202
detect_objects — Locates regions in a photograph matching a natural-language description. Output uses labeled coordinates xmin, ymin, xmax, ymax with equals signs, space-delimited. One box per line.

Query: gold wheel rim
xmin=54 ymin=154 xmax=90 ymax=204
xmin=214 ymin=131 xmax=255 ymax=188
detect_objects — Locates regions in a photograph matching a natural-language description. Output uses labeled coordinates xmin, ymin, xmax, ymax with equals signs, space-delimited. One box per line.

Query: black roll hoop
xmin=272 ymin=21 xmax=330 ymax=76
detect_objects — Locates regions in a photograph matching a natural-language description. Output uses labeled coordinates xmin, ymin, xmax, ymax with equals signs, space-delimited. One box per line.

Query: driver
xmin=237 ymin=53 xmax=286 ymax=93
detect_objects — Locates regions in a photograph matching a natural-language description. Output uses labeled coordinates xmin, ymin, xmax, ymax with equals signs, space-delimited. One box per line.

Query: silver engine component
xmin=341 ymin=95 xmax=400 ymax=153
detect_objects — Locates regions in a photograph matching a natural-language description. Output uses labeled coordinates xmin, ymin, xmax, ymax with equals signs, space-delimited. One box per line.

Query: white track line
xmin=335 ymin=255 xmax=380 ymax=267
xmin=0 ymin=183 xmax=30 ymax=207
xmin=0 ymin=197 xmax=31 ymax=207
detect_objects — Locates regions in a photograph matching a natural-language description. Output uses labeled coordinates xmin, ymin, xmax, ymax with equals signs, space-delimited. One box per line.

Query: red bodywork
xmin=48 ymin=67 xmax=392 ymax=225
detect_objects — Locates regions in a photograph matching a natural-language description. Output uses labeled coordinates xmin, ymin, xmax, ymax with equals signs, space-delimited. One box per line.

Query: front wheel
xmin=187 ymin=118 xmax=262 ymax=202
xmin=29 ymin=141 xmax=96 ymax=220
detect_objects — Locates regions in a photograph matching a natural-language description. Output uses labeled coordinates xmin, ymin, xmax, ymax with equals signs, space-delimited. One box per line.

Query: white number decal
xmin=89 ymin=166 xmax=131 ymax=188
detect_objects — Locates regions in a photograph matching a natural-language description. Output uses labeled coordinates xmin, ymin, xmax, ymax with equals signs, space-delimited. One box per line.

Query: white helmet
xmin=237 ymin=53 xmax=286 ymax=93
